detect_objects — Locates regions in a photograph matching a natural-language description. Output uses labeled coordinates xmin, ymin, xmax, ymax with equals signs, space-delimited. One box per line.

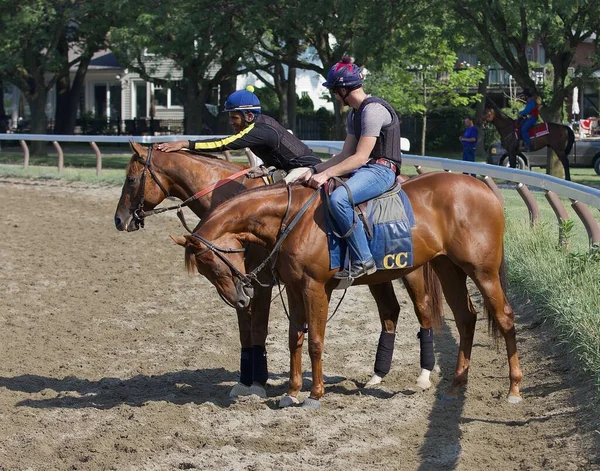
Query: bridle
xmin=132 ymin=146 xmax=171 ymax=228
xmin=189 ymin=186 xmax=321 ymax=309
xmin=130 ymin=145 xmax=251 ymax=231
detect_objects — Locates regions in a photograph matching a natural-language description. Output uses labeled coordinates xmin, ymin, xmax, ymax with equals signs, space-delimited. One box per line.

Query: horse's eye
xmin=126 ymin=176 xmax=136 ymax=184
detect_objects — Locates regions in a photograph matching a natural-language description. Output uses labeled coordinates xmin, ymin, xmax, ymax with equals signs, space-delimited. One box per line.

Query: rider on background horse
xmin=517 ymin=88 xmax=540 ymax=151
xmin=297 ymin=56 xmax=402 ymax=280
xmin=157 ymin=86 xmax=321 ymax=183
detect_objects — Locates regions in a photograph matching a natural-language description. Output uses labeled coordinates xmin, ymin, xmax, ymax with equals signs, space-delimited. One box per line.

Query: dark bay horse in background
xmin=114 ymin=142 xmax=443 ymax=397
xmin=172 ymin=172 xmax=523 ymax=408
xmin=483 ymin=106 xmax=575 ymax=180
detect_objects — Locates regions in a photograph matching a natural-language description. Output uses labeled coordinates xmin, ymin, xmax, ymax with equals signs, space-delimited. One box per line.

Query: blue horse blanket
xmin=325 ymin=187 xmax=416 ymax=271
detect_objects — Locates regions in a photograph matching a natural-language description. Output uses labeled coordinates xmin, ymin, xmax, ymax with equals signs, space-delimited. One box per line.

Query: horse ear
xmin=169 ymin=235 xmax=188 ymax=247
xmin=130 ymin=140 xmax=147 ymax=157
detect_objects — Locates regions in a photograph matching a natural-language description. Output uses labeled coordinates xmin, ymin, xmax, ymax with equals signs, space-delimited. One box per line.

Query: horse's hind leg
xmin=365 ymin=281 xmax=400 ymax=387
xmin=401 ymin=265 xmax=443 ymax=389
xmin=471 ymin=264 xmax=523 ymax=403
xmin=555 ymin=149 xmax=572 ymax=181
xmin=430 ymin=257 xmax=478 ymax=397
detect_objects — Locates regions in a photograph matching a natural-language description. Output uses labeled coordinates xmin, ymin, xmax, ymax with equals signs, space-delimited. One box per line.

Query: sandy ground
xmin=0 ymin=177 xmax=598 ymax=471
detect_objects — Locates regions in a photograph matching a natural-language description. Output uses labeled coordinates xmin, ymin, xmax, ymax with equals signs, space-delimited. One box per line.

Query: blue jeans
xmin=462 ymin=147 xmax=476 ymax=177
xmin=329 ymin=163 xmax=396 ymax=264
xmin=521 ymin=117 xmax=537 ymax=148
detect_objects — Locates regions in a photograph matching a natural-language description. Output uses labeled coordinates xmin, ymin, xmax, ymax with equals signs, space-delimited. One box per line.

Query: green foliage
xmin=504 ymin=217 xmax=600 ymax=392
xmin=253 ymin=87 xmax=279 ymax=116
xmin=297 ymin=94 xmax=314 ymax=112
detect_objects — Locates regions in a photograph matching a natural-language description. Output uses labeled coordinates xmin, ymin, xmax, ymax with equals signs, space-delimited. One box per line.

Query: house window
xmin=526 ymin=47 xmax=534 ymax=62
xmin=151 ymin=83 xmax=183 ymax=109
xmin=154 ymin=86 xmax=168 ymax=107
xmin=537 ymin=44 xmax=545 ymax=64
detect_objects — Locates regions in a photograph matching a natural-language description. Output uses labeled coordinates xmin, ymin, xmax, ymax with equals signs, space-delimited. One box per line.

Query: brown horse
xmin=171 ymin=172 xmax=523 ymax=408
xmin=483 ymin=105 xmax=575 ymax=180
xmin=114 ymin=142 xmax=443 ymax=397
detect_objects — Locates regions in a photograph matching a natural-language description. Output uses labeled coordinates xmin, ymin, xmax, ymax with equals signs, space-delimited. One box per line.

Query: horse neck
xmin=154 ymin=151 xmax=259 ymax=216
xmin=198 ymin=185 xmax=316 ymax=249
xmin=491 ymin=111 xmax=514 ymax=134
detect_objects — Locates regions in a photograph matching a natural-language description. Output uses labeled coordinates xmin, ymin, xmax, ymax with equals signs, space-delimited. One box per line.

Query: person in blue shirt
xmin=517 ymin=88 xmax=539 ymax=151
xmin=459 ymin=116 xmax=478 ymax=165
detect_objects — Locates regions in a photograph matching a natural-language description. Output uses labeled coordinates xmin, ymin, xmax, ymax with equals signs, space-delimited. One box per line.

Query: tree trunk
xmin=421 ymin=112 xmax=427 ymax=156
xmin=183 ymin=69 xmax=210 ymax=135
xmin=27 ymin=89 xmax=49 ymax=156
xmin=287 ymin=67 xmax=297 ymax=133
xmin=333 ymin=99 xmax=345 ymax=140
xmin=54 ymin=56 xmax=91 ymax=134
xmin=475 ymin=69 xmax=489 ymax=157
xmin=0 ymin=78 xmax=7 ymax=133
xmin=218 ymin=78 xmax=236 ymax=134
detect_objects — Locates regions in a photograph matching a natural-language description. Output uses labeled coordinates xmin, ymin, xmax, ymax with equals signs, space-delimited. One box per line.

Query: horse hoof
xmin=278 ymin=394 xmax=300 ymax=408
xmin=416 ymin=377 xmax=432 ymax=390
xmin=301 ymin=397 xmax=321 ymax=409
xmin=248 ymin=384 xmax=267 ymax=398
xmin=416 ymin=369 xmax=432 ymax=390
xmin=507 ymin=394 xmax=522 ymax=404
xmin=365 ymin=374 xmax=383 ymax=387
xmin=229 ymin=382 xmax=251 ymax=398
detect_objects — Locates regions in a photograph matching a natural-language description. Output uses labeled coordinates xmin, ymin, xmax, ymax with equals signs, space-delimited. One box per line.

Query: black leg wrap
xmin=417 ymin=327 xmax=435 ymax=371
xmin=252 ymin=345 xmax=268 ymax=385
xmin=374 ymin=332 xmax=396 ymax=377
xmin=239 ymin=347 xmax=253 ymax=387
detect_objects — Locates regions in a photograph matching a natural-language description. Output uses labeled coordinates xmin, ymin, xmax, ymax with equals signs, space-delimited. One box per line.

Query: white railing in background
xmin=1 ymin=134 xmax=599 ymax=247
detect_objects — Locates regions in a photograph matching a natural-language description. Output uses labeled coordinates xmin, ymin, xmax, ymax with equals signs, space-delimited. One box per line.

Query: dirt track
xmin=0 ymin=178 xmax=598 ymax=471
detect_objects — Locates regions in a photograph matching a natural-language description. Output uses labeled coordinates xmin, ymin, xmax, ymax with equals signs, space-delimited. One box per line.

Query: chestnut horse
xmin=483 ymin=106 xmax=575 ymax=180
xmin=114 ymin=142 xmax=443 ymax=397
xmin=171 ymin=172 xmax=523 ymax=408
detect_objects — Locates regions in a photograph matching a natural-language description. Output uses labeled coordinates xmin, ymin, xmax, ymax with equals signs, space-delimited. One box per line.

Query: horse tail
xmin=424 ymin=262 xmax=443 ymax=330
xmin=184 ymin=246 xmax=198 ymax=275
xmin=564 ymin=125 xmax=575 ymax=157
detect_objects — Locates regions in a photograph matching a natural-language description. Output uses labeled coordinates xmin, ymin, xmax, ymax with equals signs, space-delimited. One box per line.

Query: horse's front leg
xmin=303 ymin=282 xmax=331 ymax=409
xmin=228 ymin=305 xmax=254 ymax=398
xmin=245 ymin=284 xmax=274 ymax=398
xmin=279 ymin=287 xmax=306 ymax=408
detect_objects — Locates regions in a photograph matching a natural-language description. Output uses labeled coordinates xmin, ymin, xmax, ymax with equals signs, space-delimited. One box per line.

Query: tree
xmin=110 ymin=0 xmax=263 ymax=135
xmin=367 ymin=20 xmax=485 ymax=154
xmin=0 ymin=1 xmax=115 ymax=152
xmin=450 ymin=0 xmax=600 ymax=176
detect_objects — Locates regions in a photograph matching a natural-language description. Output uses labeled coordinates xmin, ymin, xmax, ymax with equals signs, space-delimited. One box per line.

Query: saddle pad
xmin=528 ymin=123 xmax=549 ymax=138
xmin=325 ymin=189 xmax=416 ymax=271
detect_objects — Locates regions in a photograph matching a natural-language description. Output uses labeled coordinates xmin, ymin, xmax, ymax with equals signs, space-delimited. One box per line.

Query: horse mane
xmin=126 ymin=144 xmax=247 ymax=174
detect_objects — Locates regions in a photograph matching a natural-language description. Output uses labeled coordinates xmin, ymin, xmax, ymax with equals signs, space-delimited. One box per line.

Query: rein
xmin=189 ymin=187 xmax=320 ymax=311
xmin=132 ymin=146 xmax=251 ymax=230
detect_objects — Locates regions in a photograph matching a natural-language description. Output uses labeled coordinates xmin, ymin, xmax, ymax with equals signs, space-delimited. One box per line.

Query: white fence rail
xmin=1 ymin=134 xmax=599 ymax=247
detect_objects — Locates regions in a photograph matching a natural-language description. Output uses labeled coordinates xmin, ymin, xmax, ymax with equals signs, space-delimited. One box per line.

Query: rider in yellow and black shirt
xmin=157 ymin=86 xmax=321 ymax=182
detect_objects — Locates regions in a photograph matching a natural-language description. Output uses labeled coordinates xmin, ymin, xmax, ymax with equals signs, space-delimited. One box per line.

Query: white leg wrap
xmin=416 ymin=369 xmax=432 ymax=389
xmin=365 ymin=374 xmax=383 ymax=387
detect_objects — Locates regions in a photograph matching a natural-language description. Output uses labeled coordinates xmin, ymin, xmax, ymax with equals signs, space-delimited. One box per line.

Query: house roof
xmin=69 ymin=49 xmax=123 ymax=71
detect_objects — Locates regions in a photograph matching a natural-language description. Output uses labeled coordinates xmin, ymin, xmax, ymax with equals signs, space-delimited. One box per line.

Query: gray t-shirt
xmin=347 ymin=102 xmax=393 ymax=137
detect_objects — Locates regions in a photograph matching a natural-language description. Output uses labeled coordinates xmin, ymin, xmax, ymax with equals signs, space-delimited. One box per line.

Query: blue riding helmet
xmin=223 ymin=86 xmax=261 ymax=114
xmin=322 ymin=56 xmax=364 ymax=90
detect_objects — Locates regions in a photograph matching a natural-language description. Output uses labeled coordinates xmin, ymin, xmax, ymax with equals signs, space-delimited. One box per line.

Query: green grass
xmin=503 ymin=210 xmax=600 ymax=392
